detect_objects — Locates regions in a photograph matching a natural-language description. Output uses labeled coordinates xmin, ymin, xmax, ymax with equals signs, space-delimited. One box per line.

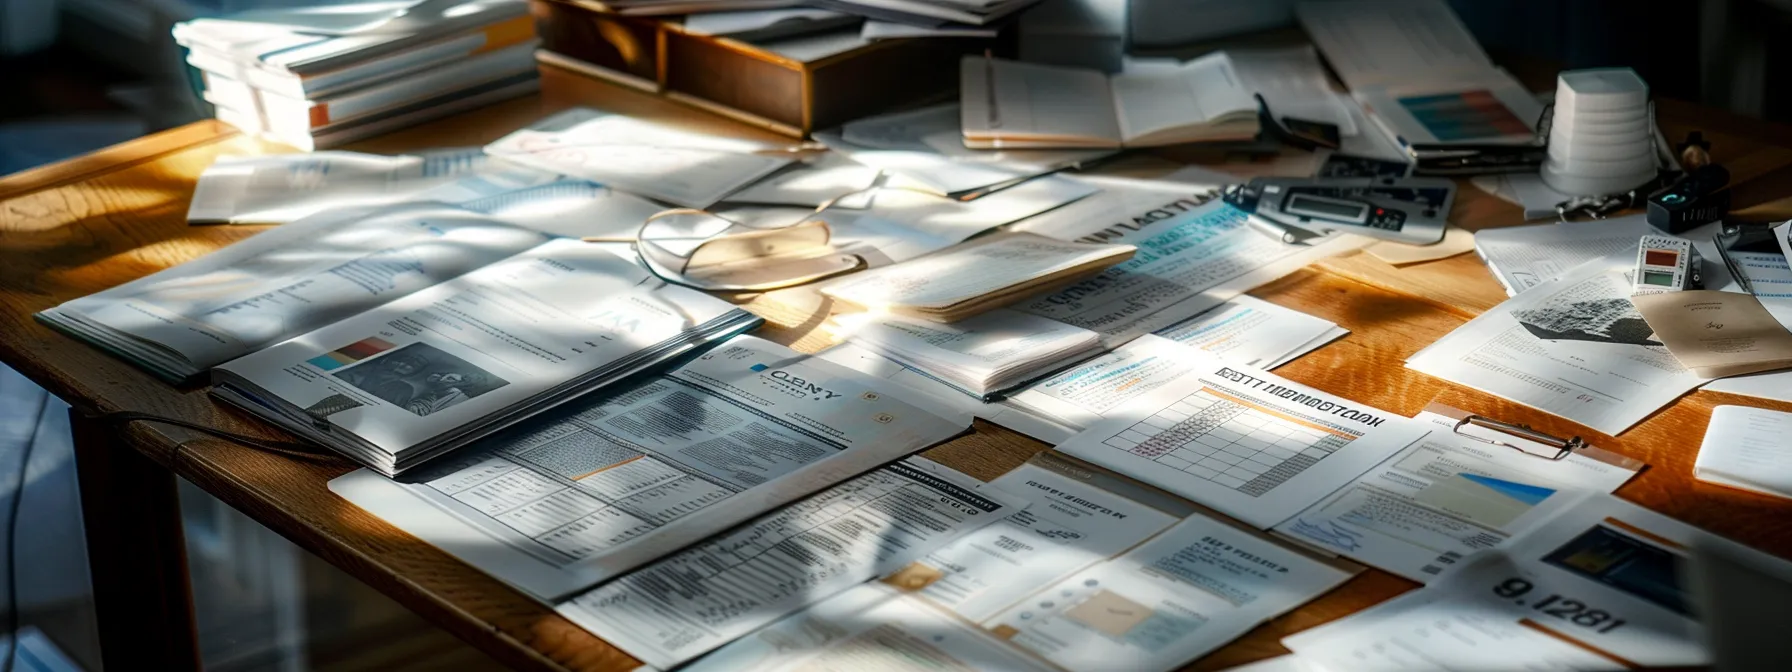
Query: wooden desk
xmin=7 ymin=65 xmax=1792 ymax=671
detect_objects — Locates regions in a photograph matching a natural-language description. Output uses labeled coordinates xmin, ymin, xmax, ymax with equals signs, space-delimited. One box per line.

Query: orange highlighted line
xmin=1201 ymin=387 xmax=1355 ymax=439
xmin=575 ymin=455 xmax=644 ymax=481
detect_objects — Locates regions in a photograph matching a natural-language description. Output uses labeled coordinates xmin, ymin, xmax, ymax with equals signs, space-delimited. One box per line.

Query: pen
xmin=1247 ymin=215 xmax=1300 ymax=244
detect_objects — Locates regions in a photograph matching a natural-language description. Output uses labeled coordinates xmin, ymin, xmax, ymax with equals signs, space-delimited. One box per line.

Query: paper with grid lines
xmin=1058 ymin=348 xmax=1431 ymax=528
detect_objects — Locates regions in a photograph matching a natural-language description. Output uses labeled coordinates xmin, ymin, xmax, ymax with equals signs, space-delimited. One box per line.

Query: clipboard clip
xmin=1453 ymin=415 xmax=1586 ymax=461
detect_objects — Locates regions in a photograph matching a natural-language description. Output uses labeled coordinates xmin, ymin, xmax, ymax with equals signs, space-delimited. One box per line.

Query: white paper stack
xmin=174 ymin=0 xmax=540 ymax=151
xmin=838 ymin=309 xmax=1102 ymax=399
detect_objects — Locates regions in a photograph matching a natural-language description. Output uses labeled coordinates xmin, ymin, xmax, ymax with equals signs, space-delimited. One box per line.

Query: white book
xmin=960 ymin=54 xmax=1261 ymax=149
xmin=1695 ymin=405 xmax=1792 ymax=499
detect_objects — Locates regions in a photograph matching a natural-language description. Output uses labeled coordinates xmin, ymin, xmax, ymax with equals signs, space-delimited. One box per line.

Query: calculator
xmin=1221 ymin=176 xmax=1454 ymax=245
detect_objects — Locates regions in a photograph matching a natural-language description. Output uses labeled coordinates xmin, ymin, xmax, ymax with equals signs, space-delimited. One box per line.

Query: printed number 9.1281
xmin=1491 ymin=577 xmax=1627 ymax=633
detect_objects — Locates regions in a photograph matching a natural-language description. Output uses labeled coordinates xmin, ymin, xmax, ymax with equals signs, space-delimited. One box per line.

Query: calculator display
xmin=1286 ymin=194 xmax=1367 ymax=221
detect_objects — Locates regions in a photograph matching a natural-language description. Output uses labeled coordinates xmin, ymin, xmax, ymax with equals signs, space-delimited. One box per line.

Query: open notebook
xmin=959 ymin=53 xmax=1263 ymax=149
xmin=39 ymin=202 xmax=759 ymax=475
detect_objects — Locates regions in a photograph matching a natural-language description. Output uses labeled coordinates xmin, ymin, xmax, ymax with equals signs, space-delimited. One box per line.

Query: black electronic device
xmin=1647 ymin=164 xmax=1730 ymax=233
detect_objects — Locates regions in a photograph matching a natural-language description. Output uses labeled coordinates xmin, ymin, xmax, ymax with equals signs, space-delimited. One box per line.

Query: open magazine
xmin=38 ymin=202 xmax=760 ymax=475
xmin=330 ymin=335 xmax=978 ymax=601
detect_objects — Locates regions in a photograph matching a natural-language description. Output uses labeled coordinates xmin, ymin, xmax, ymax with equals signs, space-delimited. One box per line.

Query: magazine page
xmin=555 ymin=458 xmax=1024 ymax=669
xmin=44 ymin=202 xmax=550 ymax=378
xmin=330 ymin=336 xmax=973 ymax=600
xmin=213 ymin=238 xmax=738 ymax=456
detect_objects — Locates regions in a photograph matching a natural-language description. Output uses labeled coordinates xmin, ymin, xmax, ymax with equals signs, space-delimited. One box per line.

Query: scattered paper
xmin=1632 ymin=290 xmax=1792 ymax=378
xmin=1694 ymin=405 xmax=1792 ymax=498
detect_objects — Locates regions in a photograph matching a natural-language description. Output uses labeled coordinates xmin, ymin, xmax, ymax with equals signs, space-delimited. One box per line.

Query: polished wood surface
xmin=6 ymin=63 xmax=1792 ymax=671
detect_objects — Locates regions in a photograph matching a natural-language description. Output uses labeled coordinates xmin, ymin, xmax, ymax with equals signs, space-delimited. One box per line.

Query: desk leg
xmin=70 ymin=411 xmax=202 ymax=671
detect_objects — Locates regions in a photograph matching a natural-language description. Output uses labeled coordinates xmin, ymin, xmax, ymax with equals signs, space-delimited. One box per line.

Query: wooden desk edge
xmin=0 ymin=120 xmax=240 ymax=201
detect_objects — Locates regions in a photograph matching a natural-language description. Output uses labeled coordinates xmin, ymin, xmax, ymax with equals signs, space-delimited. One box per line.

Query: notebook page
xmin=1112 ymin=52 xmax=1253 ymax=143
xmin=964 ymin=58 xmax=1122 ymax=144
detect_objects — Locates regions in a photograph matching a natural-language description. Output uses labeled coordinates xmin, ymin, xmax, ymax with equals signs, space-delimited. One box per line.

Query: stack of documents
xmin=174 ymin=0 xmax=541 ymax=151
xmin=820 ymin=233 xmax=1135 ymax=322
xmin=330 ymin=335 xmax=977 ymax=600
xmin=39 ymin=202 xmax=760 ymax=475
xmin=838 ymin=309 xmax=1103 ymax=398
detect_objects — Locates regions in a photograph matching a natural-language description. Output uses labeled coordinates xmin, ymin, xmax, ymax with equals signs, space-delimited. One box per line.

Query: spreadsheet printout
xmin=1059 ymin=348 xmax=1431 ymax=528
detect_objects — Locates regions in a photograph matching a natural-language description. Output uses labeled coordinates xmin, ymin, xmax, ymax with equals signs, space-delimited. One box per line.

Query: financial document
xmin=1013 ymin=199 xmax=1366 ymax=344
xmin=330 ymin=337 xmax=970 ymax=600
xmin=1284 ymin=495 xmax=1755 ymax=670
xmin=682 ymin=584 xmax=1052 ymax=672
xmin=556 ymin=458 xmax=1021 ymax=669
xmin=1059 ymin=348 xmax=1430 ymax=529
xmin=887 ymin=454 xmax=1183 ymax=621
xmin=1274 ymin=409 xmax=1641 ymax=583
xmin=986 ymin=513 xmax=1354 ymax=672
xmin=1407 ymin=259 xmax=1706 ymax=435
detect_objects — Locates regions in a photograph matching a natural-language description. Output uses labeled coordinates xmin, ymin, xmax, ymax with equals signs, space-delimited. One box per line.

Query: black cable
xmin=4 ymin=390 xmax=51 ymax=672
xmin=95 ymin=412 xmax=337 ymax=462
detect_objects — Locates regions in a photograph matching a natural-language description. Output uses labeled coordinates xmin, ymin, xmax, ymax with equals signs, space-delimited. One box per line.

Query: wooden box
xmin=529 ymin=0 xmax=1007 ymax=137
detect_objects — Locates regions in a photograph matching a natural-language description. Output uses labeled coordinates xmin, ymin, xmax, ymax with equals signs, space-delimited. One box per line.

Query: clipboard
xmin=1424 ymin=403 xmax=1645 ymax=470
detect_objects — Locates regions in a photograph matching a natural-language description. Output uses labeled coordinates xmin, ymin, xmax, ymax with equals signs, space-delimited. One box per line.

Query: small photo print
xmin=331 ymin=342 xmax=508 ymax=417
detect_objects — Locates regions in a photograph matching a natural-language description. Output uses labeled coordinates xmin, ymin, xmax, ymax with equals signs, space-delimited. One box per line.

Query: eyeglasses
xmin=1453 ymin=414 xmax=1585 ymax=460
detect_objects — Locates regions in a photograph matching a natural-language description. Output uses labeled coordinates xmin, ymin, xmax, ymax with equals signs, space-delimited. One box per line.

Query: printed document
xmin=185 ymin=148 xmax=557 ymax=224
xmin=328 ymin=336 xmax=972 ymax=599
xmin=1012 ymin=199 xmax=1366 ymax=345
xmin=1472 ymin=217 xmax=1659 ymax=296
xmin=823 ymin=175 xmax=1101 ymax=265
xmin=986 ymin=512 xmax=1355 ymax=672
xmin=1284 ymin=494 xmax=1775 ymax=669
xmin=483 ymin=108 xmax=796 ymax=208
xmin=42 ymin=202 xmax=552 ymax=379
xmin=836 ymin=309 xmax=1103 ymax=398
xmin=1631 ymin=289 xmax=1792 ymax=378
xmin=1006 ymin=298 xmax=1345 ymax=442
xmin=682 ymin=584 xmax=1052 ymax=672
xmin=1274 ymin=408 xmax=1641 ymax=583
xmin=556 ymin=458 xmax=1022 ymax=669
xmin=1058 ymin=347 xmax=1431 ymax=528
xmin=1295 ymin=0 xmax=1493 ymax=89
xmin=885 ymin=452 xmax=1185 ymax=621
xmin=1407 ymin=258 xmax=1706 ymax=434
xmin=1694 ymin=405 xmax=1792 ymax=498
xmin=210 ymin=238 xmax=744 ymax=467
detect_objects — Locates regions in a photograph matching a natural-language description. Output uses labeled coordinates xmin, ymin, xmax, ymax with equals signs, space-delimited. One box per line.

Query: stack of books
xmin=174 ymin=0 xmax=541 ymax=151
